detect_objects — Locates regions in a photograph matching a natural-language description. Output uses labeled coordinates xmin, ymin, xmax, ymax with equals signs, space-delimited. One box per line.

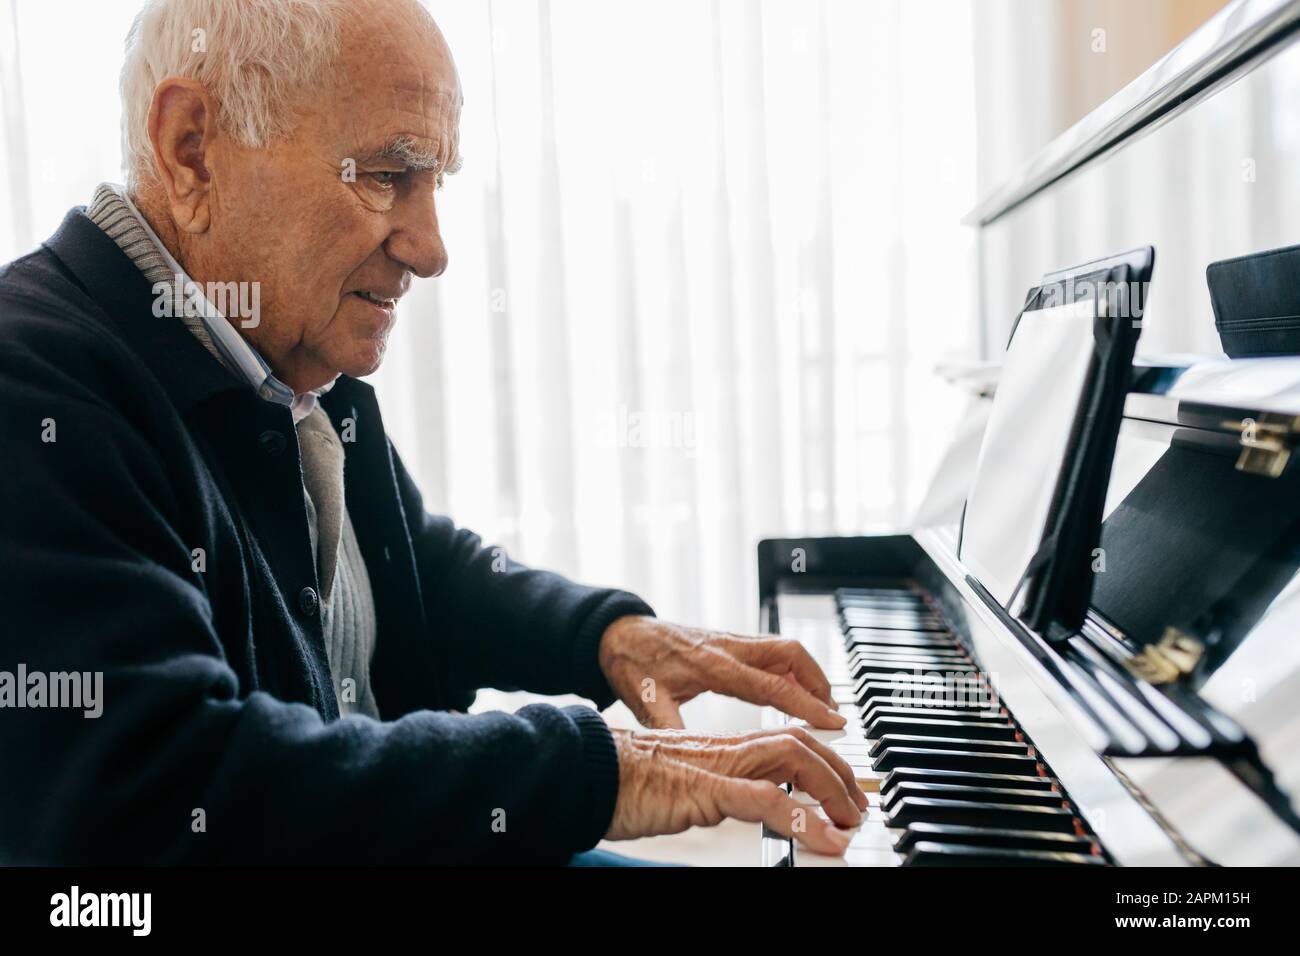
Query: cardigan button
xmin=258 ymin=429 xmax=287 ymax=456
xmin=298 ymin=586 xmax=319 ymax=617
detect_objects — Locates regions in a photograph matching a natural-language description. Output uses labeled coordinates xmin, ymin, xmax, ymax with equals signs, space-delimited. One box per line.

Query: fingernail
xmin=828 ymin=827 xmax=852 ymax=852
xmin=826 ymin=707 xmax=846 ymax=727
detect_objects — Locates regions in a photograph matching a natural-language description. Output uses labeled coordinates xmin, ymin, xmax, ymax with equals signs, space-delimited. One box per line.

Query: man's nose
xmin=386 ymin=190 xmax=449 ymax=279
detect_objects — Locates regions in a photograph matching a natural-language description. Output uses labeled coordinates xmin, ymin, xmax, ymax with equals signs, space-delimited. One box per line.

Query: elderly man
xmin=0 ymin=0 xmax=863 ymax=865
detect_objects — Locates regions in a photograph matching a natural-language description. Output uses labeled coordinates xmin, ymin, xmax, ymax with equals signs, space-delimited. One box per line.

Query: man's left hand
xmin=598 ymin=616 xmax=847 ymax=730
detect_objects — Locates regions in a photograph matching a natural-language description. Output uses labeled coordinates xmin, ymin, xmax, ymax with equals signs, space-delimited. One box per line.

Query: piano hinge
xmin=1122 ymin=627 xmax=1204 ymax=685
xmin=1221 ymin=412 xmax=1300 ymax=478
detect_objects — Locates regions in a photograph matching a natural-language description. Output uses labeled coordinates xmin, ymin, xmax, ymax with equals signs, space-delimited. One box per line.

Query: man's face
xmin=199 ymin=0 xmax=460 ymax=391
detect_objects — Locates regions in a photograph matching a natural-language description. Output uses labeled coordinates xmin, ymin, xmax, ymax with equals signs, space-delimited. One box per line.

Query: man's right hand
xmin=605 ymin=725 xmax=867 ymax=855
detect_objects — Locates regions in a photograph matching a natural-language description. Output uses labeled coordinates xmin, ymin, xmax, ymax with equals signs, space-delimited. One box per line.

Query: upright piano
xmin=756 ymin=0 xmax=1300 ymax=867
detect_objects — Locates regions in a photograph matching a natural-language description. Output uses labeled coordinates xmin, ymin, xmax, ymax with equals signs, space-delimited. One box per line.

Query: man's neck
xmin=126 ymin=188 xmax=334 ymax=396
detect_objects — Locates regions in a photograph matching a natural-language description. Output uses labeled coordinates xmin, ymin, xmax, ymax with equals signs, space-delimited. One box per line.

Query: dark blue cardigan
xmin=0 ymin=209 xmax=652 ymax=864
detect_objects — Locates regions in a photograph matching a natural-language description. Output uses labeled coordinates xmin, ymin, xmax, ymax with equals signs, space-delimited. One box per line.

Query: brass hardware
xmin=1123 ymin=627 xmax=1204 ymax=685
xmin=1220 ymin=413 xmax=1300 ymax=478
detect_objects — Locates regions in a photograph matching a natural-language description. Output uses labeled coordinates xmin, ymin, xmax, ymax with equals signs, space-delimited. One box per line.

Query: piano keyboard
xmin=784 ymin=585 xmax=1107 ymax=867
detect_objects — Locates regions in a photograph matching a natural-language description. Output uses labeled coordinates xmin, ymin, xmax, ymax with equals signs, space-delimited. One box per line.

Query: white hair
xmin=120 ymin=0 xmax=349 ymax=189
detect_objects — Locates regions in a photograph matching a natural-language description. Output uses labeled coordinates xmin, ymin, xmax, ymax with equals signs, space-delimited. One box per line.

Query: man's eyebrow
xmin=359 ymin=135 xmax=461 ymax=175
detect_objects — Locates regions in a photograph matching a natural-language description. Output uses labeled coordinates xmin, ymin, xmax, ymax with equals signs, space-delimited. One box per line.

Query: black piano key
xmin=841 ymin=607 xmax=945 ymax=623
xmin=837 ymin=588 xmax=929 ymax=602
xmin=846 ymin=630 xmax=958 ymax=648
xmin=836 ymin=586 xmax=924 ymax=599
xmin=862 ymin=705 xmax=1008 ymax=725
xmin=895 ymin=823 xmax=1096 ymax=856
xmin=868 ymin=735 xmax=1030 ymax=758
xmin=855 ymin=679 xmax=989 ymax=704
xmin=848 ymin=645 xmax=961 ymax=661
xmin=842 ymin=618 xmax=948 ymax=634
xmin=881 ymin=783 xmax=1064 ymax=812
xmin=848 ymin=649 xmax=970 ymax=665
xmin=903 ymin=841 xmax=1104 ymax=867
xmin=837 ymin=595 xmax=932 ymax=611
xmin=850 ymin=656 xmax=972 ymax=672
xmin=850 ymin=663 xmax=974 ymax=680
xmin=862 ymin=698 xmax=1003 ymax=719
xmin=871 ymin=747 xmax=1040 ymax=775
xmin=885 ymin=797 xmax=1079 ymax=833
xmin=880 ymin=768 xmax=1056 ymax=795
xmin=865 ymin=716 xmax=1019 ymax=742
xmin=849 ymin=650 xmax=970 ymax=664
xmin=848 ymin=639 xmax=965 ymax=652
xmin=852 ymin=663 xmax=980 ymax=682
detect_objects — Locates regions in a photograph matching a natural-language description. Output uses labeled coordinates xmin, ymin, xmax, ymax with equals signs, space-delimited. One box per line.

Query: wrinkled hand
xmin=606 ymin=726 xmax=867 ymax=855
xmin=598 ymin=616 xmax=846 ymax=730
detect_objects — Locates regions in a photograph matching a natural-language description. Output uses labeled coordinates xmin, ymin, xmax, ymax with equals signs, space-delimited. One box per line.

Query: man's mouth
xmin=351 ymin=289 xmax=399 ymax=310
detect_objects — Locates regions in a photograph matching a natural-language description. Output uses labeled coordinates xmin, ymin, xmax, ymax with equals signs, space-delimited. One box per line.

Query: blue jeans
xmin=567 ymin=849 xmax=685 ymax=866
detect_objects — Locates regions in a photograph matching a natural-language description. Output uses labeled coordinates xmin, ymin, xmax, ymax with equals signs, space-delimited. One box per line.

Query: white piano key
xmin=791 ymin=794 xmax=901 ymax=866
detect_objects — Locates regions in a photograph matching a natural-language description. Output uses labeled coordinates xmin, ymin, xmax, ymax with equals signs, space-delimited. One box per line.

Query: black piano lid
xmin=1022 ymin=386 xmax=1298 ymax=832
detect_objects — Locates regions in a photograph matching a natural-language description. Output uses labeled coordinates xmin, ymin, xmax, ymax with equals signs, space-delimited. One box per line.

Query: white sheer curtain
xmin=374 ymin=0 xmax=980 ymax=628
xmin=0 ymin=0 xmax=981 ymax=630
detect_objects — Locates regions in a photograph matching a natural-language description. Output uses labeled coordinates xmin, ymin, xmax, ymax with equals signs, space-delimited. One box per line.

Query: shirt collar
xmin=115 ymin=187 xmax=336 ymax=424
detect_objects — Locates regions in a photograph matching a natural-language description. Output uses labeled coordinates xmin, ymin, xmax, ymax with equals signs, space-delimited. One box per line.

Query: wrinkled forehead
xmin=327 ymin=4 xmax=462 ymax=161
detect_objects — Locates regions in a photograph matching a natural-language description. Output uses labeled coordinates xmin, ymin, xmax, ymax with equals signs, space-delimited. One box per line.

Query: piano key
xmin=880 ymin=767 xmax=1057 ymax=795
xmin=848 ymin=651 xmax=971 ymax=667
xmin=861 ymin=699 xmax=1005 ymax=721
xmin=848 ymin=643 xmax=968 ymax=656
xmin=852 ymin=662 xmax=980 ymax=682
xmin=839 ymin=599 xmax=936 ymax=612
xmin=843 ymin=619 xmax=949 ymax=635
xmin=895 ymin=823 xmax=1096 ymax=855
xmin=837 ymin=592 xmax=929 ymax=606
xmin=854 ymin=679 xmax=990 ymax=704
xmin=836 ymin=586 xmax=925 ymax=599
xmin=841 ymin=612 xmax=946 ymax=630
xmin=885 ymin=797 xmax=1079 ymax=833
xmin=849 ymin=659 xmax=973 ymax=675
xmin=871 ymin=747 xmax=1040 ymax=774
xmin=865 ymin=715 xmax=1020 ymax=741
xmin=846 ymin=631 xmax=959 ymax=648
xmin=791 ymin=793 xmax=901 ymax=865
xmin=881 ymin=783 xmax=1065 ymax=812
xmin=902 ymin=841 xmax=1105 ymax=867
xmin=847 ymin=642 xmax=967 ymax=656
xmin=832 ymin=688 xmax=859 ymax=706
xmin=868 ymin=735 xmax=1031 ymax=758
xmin=849 ymin=652 xmax=973 ymax=667
xmin=861 ymin=705 xmax=1002 ymax=725
xmin=830 ymin=740 xmax=876 ymax=754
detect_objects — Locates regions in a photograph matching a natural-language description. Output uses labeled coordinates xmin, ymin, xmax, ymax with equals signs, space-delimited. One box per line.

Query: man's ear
xmin=147 ymin=77 xmax=218 ymax=235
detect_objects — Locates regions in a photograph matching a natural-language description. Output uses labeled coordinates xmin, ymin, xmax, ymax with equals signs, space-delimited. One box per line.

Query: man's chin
xmin=336 ymin=337 xmax=389 ymax=379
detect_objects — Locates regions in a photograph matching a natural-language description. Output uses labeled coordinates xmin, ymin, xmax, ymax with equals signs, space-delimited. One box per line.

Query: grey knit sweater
xmin=87 ymin=184 xmax=380 ymax=718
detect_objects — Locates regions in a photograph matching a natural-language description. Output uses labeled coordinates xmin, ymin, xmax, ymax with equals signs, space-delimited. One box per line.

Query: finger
xmin=652 ymin=733 xmax=862 ymax=825
xmin=708 ymin=659 xmax=845 ymax=729
xmin=750 ymin=735 xmax=862 ymax=826
xmin=720 ymin=636 xmax=836 ymax=707
xmin=642 ymin=696 xmax=685 ymax=730
xmin=777 ymin=726 xmax=869 ymax=812
xmin=714 ymin=778 xmax=851 ymax=856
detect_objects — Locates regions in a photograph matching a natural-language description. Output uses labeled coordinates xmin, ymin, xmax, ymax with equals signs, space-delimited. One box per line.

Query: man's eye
xmin=369 ymin=171 xmax=400 ymax=188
